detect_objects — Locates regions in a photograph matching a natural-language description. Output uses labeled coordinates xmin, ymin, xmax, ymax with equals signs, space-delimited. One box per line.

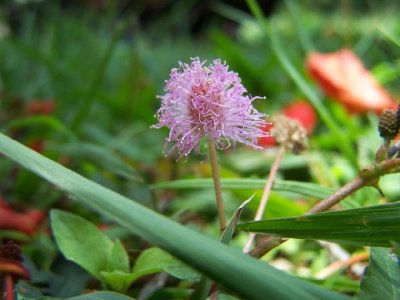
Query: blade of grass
xmin=237 ymin=202 xmax=400 ymax=247
xmin=0 ymin=133 xmax=350 ymax=300
xmin=152 ymin=178 xmax=334 ymax=199
xmin=283 ymin=0 xmax=314 ymax=52
xmin=71 ymin=21 xmax=127 ymax=132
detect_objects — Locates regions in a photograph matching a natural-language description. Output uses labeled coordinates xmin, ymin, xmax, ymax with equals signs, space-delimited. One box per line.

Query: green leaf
xmin=132 ymin=247 xmax=199 ymax=281
xmin=100 ymin=271 xmax=136 ymax=294
xmin=221 ymin=195 xmax=253 ymax=245
xmin=51 ymin=210 xmax=114 ymax=279
xmin=152 ymin=179 xmax=333 ymax=199
xmin=67 ymin=291 xmax=136 ymax=300
xmin=106 ymin=239 xmax=130 ymax=273
xmin=359 ymin=247 xmax=400 ymax=300
xmin=236 ymin=202 xmax=400 ymax=247
xmin=0 ymin=230 xmax=30 ymax=242
xmin=0 ymin=133 xmax=349 ymax=300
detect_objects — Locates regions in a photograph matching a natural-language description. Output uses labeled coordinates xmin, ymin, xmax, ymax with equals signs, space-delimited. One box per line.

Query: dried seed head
xmin=271 ymin=115 xmax=308 ymax=154
xmin=397 ymin=104 xmax=400 ymax=133
xmin=378 ymin=109 xmax=398 ymax=140
xmin=0 ymin=240 xmax=23 ymax=262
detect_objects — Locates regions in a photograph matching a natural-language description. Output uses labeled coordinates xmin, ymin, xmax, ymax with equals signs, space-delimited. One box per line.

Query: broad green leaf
xmin=359 ymin=247 xmax=400 ymax=300
xmin=68 ymin=291 xmax=136 ymax=300
xmin=0 ymin=133 xmax=349 ymax=300
xmin=132 ymin=247 xmax=199 ymax=281
xmin=100 ymin=271 xmax=136 ymax=293
xmin=152 ymin=178 xmax=333 ymax=199
xmin=51 ymin=210 xmax=114 ymax=279
xmin=237 ymin=202 xmax=400 ymax=247
xmin=106 ymin=239 xmax=130 ymax=273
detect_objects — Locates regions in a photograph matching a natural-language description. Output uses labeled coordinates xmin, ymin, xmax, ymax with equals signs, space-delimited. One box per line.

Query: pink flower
xmin=153 ymin=58 xmax=267 ymax=157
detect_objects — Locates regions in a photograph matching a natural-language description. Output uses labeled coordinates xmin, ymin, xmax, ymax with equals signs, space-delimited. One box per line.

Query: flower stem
xmin=207 ymin=138 xmax=226 ymax=231
xmin=250 ymin=157 xmax=400 ymax=258
xmin=243 ymin=146 xmax=285 ymax=253
xmin=4 ymin=274 xmax=14 ymax=300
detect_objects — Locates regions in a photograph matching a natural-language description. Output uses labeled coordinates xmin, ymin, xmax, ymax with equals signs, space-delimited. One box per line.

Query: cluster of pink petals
xmin=307 ymin=49 xmax=397 ymax=114
xmin=153 ymin=58 xmax=266 ymax=157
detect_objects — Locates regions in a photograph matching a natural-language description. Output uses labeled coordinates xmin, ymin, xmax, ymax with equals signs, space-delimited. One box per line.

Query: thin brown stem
xmin=4 ymin=275 xmax=14 ymax=300
xmin=243 ymin=146 xmax=285 ymax=253
xmin=208 ymin=138 xmax=226 ymax=231
xmin=249 ymin=157 xmax=400 ymax=258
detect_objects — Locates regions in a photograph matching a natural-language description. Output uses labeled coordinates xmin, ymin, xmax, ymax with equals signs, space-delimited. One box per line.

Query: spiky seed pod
xmin=271 ymin=114 xmax=308 ymax=154
xmin=0 ymin=240 xmax=23 ymax=262
xmin=378 ymin=109 xmax=398 ymax=140
xmin=397 ymin=104 xmax=400 ymax=134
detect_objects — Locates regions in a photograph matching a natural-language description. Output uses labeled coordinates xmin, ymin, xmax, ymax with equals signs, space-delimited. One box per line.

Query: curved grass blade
xmin=237 ymin=202 xmax=400 ymax=247
xmin=152 ymin=178 xmax=333 ymax=199
xmin=0 ymin=133 xmax=349 ymax=300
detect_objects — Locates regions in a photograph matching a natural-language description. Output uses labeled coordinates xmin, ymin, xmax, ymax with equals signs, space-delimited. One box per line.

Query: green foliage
xmin=237 ymin=202 xmax=400 ymax=246
xmin=0 ymin=133 xmax=349 ymax=299
xmin=152 ymin=178 xmax=334 ymax=199
xmin=51 ymin=210 xmax=115 ymax=279
xmin=359 ymin=248 xmax=400 ymax=300
xmin=1 ymin=0 xmax=400 ymax=298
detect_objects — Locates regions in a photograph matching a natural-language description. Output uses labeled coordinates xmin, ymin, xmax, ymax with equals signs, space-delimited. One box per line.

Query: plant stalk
xmin=208 ymin=138 xmax=226 ymax=231
xmin=4 ymin=275 xmax=14 ymax=300
xmin=243 ymin=146 xmax=285 ymax=253
xmin=250 ymin=157 xmax=400 ymax=258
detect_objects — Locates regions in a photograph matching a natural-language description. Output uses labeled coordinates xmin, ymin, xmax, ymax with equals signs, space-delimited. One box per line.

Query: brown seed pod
xmin=378 ymin=109 xmax=398 ymax=140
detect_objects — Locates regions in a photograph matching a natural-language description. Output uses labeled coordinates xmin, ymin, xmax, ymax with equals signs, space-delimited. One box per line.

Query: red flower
xmin=282 ymin=100 xmax=317 ymax=134
xmin=307 ymin=49 xmax=397 ymax=113
xmin=0 ymin=197 xmax=46 ymax=236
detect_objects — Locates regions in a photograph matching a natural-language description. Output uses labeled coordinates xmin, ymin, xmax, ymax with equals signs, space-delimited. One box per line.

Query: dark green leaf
xmin=237 ymin=202 xmax=400 ymax=247
xmin=359 ymin=247 xmax=400 ymax=300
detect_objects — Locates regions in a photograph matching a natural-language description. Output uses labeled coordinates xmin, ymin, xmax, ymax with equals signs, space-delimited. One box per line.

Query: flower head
xmin=153 ymin=58 xmax=267 ymax=157
xmin=307 ymin=49 xmax=397 ymax=114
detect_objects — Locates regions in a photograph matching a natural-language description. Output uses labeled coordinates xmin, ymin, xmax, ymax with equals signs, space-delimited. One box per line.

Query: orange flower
xmin=307 ymin=49 xmax=397 ymax=113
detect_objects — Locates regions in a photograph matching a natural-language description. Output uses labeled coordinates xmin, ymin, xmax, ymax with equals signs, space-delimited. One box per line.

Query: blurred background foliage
xmin=0 ymin=0 xmax=399 ymax=298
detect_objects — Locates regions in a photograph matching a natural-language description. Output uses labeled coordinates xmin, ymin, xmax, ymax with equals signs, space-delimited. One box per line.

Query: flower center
xmin=188 ymin=82 xmax=223 ymax=135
